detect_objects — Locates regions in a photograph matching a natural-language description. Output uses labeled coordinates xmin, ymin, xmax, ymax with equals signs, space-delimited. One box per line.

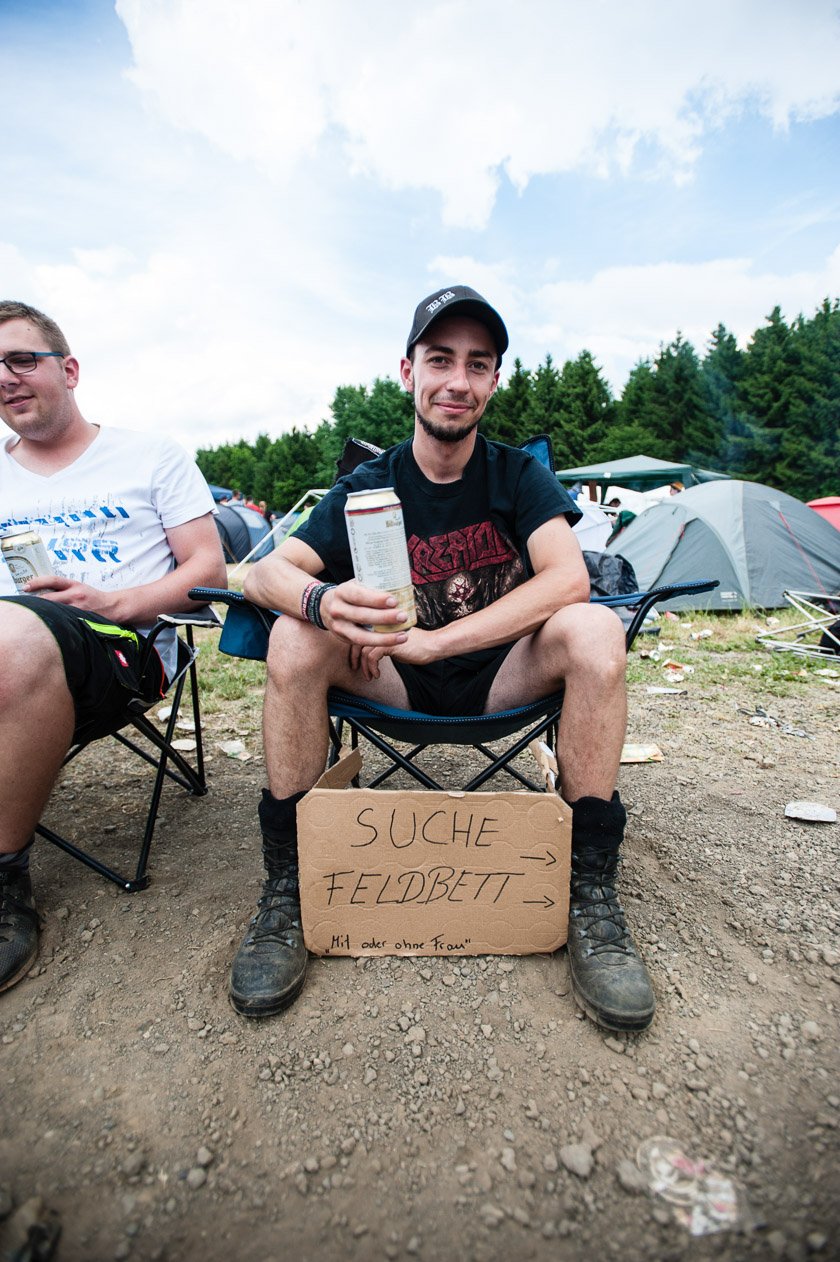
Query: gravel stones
xmin=559 ymin=1142 xmax=594 ymax=1179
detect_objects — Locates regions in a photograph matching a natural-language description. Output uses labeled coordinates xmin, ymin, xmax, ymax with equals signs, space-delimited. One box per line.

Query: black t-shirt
xmin=294 ymin=435 xmax=580 ymax=665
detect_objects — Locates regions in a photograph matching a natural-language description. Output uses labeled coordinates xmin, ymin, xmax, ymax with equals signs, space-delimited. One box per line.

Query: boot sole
xmin=570 ymin=979 xmax=655 ymax=1033
xmin=228 ymin=969 xmax=307 ymax=1018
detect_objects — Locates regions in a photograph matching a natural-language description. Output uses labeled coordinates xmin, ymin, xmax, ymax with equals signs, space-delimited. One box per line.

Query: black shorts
xmin=392 ymin=643 xmax=516 ymax=716
xmin=1 ymin=596 xmax=166 ymax=744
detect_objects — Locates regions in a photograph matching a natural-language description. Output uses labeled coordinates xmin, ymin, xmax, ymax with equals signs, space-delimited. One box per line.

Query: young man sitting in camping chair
xmin=234 ymin=285 xmax=655 ymax=1033
xmin=0 ymin=301 xmax=227 ymax=995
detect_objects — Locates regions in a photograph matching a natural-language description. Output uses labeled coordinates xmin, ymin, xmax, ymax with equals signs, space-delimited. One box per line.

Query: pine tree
xmin=776 ymin=301 xmax=840 ymax=498
xmin=608 ymin=360 xmax=665 ymax=458
xmin=650 ymin=334 xmax=720 ymax=463
xmin=702 ymin=324 xmax=770 ymax=480
xmin=485 ymin=358 xmax=532 ymax=446
xmin=528 ymin=355 xmax=565 ymax=452
xmin=555 ymin=350 xmax=614 ymax=465
xmin=738 ymin=307 xmax=803 ymax=490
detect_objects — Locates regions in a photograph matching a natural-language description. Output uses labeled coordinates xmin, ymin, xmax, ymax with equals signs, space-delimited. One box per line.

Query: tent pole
xmin=230 ymin=489 xmax=329 ymax=575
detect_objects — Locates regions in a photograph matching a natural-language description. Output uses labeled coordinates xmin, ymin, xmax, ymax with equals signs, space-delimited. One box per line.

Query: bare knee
xmin=265 ymin=616 xmax=342 ymax=689
xmin=0 ymin=604 xmax=67 ymax=710
xmin=548 ymin=603 xmax=627 ymax=685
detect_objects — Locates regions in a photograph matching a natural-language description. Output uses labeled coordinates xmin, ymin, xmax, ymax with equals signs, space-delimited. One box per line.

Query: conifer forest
xmin=196 ymin=301 xmax=839 ymax=510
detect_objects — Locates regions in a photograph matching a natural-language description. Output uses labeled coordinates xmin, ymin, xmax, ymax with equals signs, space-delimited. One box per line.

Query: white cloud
xmin=15 ymin=244 xmax=379 ymax=451
xmin=4 ymin=2 xmax=839 ymax=461
xmin=531 ymin=247 xmax=840 ymax=387
xmin=116 ymin=0 xmax=840 ymax=229
xmin=433 ymin=246 xmax=840 ymax=389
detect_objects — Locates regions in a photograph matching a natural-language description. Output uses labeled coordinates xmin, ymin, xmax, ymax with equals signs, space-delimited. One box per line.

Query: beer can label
xmin=344 ymin=489 xmax=417 ymax=631
xmin=0 ymin=528 xmax=54 ymax=591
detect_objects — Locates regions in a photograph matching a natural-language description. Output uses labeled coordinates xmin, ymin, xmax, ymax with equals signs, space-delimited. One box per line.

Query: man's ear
xmin=399 ymin=356 xmax=414 ymax=392
xmin=64 ymin=356 xmax=80 ymax=390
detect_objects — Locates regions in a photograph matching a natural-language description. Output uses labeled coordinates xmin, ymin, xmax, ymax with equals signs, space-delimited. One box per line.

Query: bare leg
xmin=261 ymin=615 xmax=409 ymax=799
xmin=485 ymin=602 xmax=627 ymax=801
xmin=0 ymin=603 xmax=75 ymax=853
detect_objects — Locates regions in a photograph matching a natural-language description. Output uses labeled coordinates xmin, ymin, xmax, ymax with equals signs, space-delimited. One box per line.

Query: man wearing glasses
xmin=0 ymin=300 xmax=226 ymax=995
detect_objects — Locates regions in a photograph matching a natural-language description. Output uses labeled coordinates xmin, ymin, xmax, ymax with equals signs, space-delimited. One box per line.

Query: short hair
xmin=0 ymin=301 xmax=71 ymax=357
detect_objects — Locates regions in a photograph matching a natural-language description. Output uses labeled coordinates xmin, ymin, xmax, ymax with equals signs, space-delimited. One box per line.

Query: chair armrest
xmin=188 ymin=587 xmax=278 ymax=660
xmin=592 ymin=580 xmax=720 ymax=649
xmin=157 ymin=606 xmax=222 ymax=629
xmin=137 ymin=603 xmax=221 ymax=680
xmin=188 ymin=586 xmax=240 ymax=608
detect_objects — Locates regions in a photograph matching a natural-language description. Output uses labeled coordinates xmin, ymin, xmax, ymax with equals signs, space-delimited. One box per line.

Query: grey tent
xmin=215 ymin=504 xmax=274 ymax=563
xmin=606 ymin=480 xmax=840 ymax=610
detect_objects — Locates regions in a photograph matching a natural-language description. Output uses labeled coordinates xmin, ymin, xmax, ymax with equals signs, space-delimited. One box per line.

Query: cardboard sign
xmin=298 ymin=748 xmax=571 ymax=957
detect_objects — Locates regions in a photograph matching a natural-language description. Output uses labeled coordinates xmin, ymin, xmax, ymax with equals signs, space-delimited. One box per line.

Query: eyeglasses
xmin=0 ymin=351 xmax=65 ymax=375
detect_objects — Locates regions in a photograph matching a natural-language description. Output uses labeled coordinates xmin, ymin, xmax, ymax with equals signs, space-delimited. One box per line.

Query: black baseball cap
xmin=406 ymin=285 xmax=509 ymax=362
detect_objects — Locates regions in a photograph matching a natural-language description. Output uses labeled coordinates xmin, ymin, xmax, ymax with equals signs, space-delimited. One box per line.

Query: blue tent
xmin=208 ymin=483 xmax=233 ymax=503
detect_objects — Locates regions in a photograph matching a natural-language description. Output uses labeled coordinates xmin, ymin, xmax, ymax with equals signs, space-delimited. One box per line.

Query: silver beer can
xmin=344 ymin=488 xmax=417 ymax=631
xmin=0 ymin=525 xmax=54 ymax=591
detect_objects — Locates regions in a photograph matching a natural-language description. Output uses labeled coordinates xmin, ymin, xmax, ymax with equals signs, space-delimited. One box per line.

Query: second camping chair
xmin=34 ymin=606 xmax=220 ymax=891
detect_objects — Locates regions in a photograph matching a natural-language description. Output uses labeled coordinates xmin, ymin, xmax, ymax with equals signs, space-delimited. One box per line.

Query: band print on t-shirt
xmin=407 ymin=520 xmax=526 ymax=627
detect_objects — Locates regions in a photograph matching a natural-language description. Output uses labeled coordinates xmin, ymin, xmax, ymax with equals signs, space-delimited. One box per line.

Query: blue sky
xmin=3 ymin=0 xmax=839 ymax=453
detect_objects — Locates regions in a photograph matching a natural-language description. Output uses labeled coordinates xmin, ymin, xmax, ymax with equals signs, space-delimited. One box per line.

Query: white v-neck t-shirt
xmin=0 ymin=427 xmax=214 ymax=677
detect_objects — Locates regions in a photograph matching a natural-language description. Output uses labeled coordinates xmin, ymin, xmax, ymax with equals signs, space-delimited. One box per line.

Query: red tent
xmin=808 ymin=497 xmax=840 ymax=530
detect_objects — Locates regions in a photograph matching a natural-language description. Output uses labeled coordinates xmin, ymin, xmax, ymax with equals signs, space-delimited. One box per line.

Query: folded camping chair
xmin=34 ymin=606 xmax=220 ymax=892
xmin=191 ymin=579 xmax=718 ymax=792
xmin=755 ymin=590 xmax=840 ymax=660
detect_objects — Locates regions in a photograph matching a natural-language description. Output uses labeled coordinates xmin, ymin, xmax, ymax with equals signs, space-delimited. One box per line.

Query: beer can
xmin=344 ymin=488 xmax=417 ymax=631
xmin=0 ymin=525 xmax=54 ymax=591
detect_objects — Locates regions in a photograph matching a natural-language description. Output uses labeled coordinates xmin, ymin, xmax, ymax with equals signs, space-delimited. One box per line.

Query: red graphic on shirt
xmin=407 ymin=521 xmax=525 ymax=628
xmin=408 ymin=521 xmax=517 ymax=583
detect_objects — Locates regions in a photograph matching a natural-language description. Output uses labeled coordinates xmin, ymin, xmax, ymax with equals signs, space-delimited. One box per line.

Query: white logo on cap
xmin=425 ymin=290 xmax=456 ymax=315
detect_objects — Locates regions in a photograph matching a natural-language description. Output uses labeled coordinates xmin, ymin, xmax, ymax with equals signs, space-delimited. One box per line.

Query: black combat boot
xmin=0 ymin=866 xmax=40 ymax=993
xmin=566 ymin=793 xmax=655 ymax=1033
xmin=229 ymin=791 xmax=308 ymax=1017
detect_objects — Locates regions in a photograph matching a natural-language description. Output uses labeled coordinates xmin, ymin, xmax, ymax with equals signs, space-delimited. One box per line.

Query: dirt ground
xmin=1 ymin=628 xmax=838 ymax=1262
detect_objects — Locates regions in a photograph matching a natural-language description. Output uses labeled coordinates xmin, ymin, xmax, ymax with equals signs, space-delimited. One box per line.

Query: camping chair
xmin=34 ymin=606 xmax=220 ymax=892
xmin=190 ymin=580 xmax=718 ymax=792
xmin=755 ymin=590 xmax=840 ymax=660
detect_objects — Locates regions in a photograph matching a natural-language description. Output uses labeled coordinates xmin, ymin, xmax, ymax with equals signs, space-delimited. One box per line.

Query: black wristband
xmin=305 ymin=582 xmax=336 ymax=630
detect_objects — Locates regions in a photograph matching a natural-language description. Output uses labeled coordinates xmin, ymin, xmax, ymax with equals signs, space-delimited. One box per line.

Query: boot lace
xmin=248 ymin=873 xmax=302 ymax=947
xmin=570 ymin=853 xmax=633 ymax=958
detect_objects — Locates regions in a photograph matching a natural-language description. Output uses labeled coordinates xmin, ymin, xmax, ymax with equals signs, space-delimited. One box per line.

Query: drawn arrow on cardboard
xmin=519 ymin=850 xmax=557 ymax=865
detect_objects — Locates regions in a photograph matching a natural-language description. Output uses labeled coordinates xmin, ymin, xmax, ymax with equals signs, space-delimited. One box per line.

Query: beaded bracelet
xmin=302 ymin=581 xmax=336 ymax=630
xmin=309 ymin=582 xmax=336 ymax=630
xmin=300 ymin=580 xmax=320 ymax=621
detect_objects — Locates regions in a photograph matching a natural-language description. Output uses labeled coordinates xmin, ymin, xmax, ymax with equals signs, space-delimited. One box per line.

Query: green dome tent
xmin=605 ymin=480 xmax=840 ymax=610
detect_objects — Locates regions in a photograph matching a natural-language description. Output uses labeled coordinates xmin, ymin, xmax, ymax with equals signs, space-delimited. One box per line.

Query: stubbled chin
xmin=417 ymin=412 xmax=479 ymax=445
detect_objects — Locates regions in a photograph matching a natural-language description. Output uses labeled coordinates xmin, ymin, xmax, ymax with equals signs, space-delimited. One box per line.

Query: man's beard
xmin=416 ymin=407 xmax=480 ymax=445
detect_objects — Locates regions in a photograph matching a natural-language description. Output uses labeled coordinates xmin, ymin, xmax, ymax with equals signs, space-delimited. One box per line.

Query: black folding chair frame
xmin=34 ymin=614 xmax=214 ymax=892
